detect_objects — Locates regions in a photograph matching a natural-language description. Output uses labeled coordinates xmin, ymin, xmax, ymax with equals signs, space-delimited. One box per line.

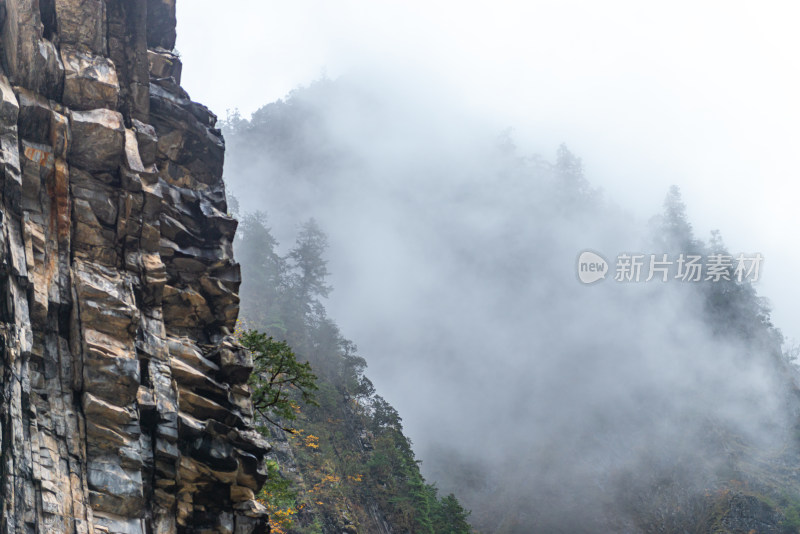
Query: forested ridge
xmin=234 ymin=215 xmax=472 ymax=533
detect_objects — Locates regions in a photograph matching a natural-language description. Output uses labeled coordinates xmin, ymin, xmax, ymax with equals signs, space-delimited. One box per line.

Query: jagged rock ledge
xmin=0 ymin=1 xmax=269 ymax=532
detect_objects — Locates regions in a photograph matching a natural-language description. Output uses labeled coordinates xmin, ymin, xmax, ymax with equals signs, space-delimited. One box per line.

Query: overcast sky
xmin=177 ymin=1 xmax=800 ymax=343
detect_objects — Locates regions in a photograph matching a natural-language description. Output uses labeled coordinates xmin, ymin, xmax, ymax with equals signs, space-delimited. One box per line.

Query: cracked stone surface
xmin=0 ymin=1 xmax=270 ymax=532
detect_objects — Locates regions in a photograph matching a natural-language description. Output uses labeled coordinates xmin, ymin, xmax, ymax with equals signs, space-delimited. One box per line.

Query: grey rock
xmin=146 ymin=0 xmax=177 ymax=50
xmin=132 ymin=118 xmax=158 ymax=166
xmin=0 ymin=74 xmax=19 ymax=132
xmin=0 ymin=1 xmax=269 ymax=533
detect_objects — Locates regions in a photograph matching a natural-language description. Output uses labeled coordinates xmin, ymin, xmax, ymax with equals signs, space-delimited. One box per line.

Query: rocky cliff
xmin=0 ymin=1 xmax=269 ymax=532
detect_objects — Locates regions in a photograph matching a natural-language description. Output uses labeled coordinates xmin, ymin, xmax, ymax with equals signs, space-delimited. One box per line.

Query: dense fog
xmin=221 ymin=78 xmax=799 ymax=532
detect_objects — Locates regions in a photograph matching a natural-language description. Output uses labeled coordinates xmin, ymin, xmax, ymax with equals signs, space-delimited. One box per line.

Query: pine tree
xmin=555 ymin=143 xmax=591 ymax=198
xmin=237 ymin=212 xmax=286 ymax=333
xmin=655 ymin=185 xmax=702 ymax=254
xmin=284 ymin=219 xmax=332 ymax=349
xmin=432 ymin=493 xmax=473 ymax=533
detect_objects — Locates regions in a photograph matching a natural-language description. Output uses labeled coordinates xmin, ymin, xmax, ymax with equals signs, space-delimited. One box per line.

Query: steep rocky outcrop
xmin=0 ymin=1 xmax=269 ymax=532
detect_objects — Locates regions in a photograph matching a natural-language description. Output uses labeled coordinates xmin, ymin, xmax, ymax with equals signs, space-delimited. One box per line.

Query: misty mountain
xmin=223 ymin=78 xmax=800 ymax=533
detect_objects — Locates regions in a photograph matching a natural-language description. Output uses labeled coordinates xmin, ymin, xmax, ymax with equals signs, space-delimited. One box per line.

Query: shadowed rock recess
xmin=0 ymin=1 xmax=270 ymax=532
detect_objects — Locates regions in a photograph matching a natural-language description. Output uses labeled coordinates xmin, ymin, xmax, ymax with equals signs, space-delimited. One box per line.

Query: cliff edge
xmin=0 ymin=1 xmax=270 ymax=532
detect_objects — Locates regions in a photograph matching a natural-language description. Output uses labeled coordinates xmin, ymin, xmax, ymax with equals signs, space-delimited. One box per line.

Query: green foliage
xmin=776 ymin=492 xmax=800 ymax=533
xmin=236 ymin=216 xmax=475 ymax=533
xmin=242 ymin=330 xmax=318 ymax=431
xmin=259 ymin=459 xmax=297 ymax=509
xmin=432 ymin=493 xmax=473 ymax=533
xmin=257 ymin=459 xmax=300 ymax=533
xmin=781 ymin=506 xmax=800 ymax=532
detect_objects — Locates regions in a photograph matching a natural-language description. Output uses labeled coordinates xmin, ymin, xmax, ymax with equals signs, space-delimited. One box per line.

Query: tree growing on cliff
xmin=242 ymin=330 xmax=318 ymax=432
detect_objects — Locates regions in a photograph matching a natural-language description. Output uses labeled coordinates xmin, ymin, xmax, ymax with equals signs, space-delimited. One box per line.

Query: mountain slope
xmin=223 ymin=79 xmax=800 ymax=533
xmin=235 ymin=216 xmax=473 ymax=533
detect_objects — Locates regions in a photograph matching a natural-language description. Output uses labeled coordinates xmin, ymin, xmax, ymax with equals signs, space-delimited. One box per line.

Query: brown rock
xmin=49 ymin=110 xmax=71 ymax=159
xmin=148 ymin=49 xmax=182 ymax=84
xmin=68 ymin=108 xmax=125 ymax=171
xmin=82 ymin=392 xmax=135 ymax=426
xmin=55 ymin=0 xmax=107 ymax=54
xmin=230 ymin=485 xmax=255 ymax=503
xmin=61 ymin=47 xmax=120 ymax=111
xmin=1 ymin=4 xmax=64 ymax=98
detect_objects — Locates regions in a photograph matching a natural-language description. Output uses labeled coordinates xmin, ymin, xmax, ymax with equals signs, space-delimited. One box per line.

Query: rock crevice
xmin=0 ymin=1 xmax=269 ymax=532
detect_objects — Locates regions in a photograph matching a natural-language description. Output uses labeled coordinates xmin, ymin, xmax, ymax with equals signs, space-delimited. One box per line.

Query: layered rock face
xmin=0 ymin=1 xmax=269 ymax=532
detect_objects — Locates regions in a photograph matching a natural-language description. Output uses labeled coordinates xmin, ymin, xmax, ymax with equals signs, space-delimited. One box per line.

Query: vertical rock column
xmin=0 ymin=1 xmax=269 ymax=533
